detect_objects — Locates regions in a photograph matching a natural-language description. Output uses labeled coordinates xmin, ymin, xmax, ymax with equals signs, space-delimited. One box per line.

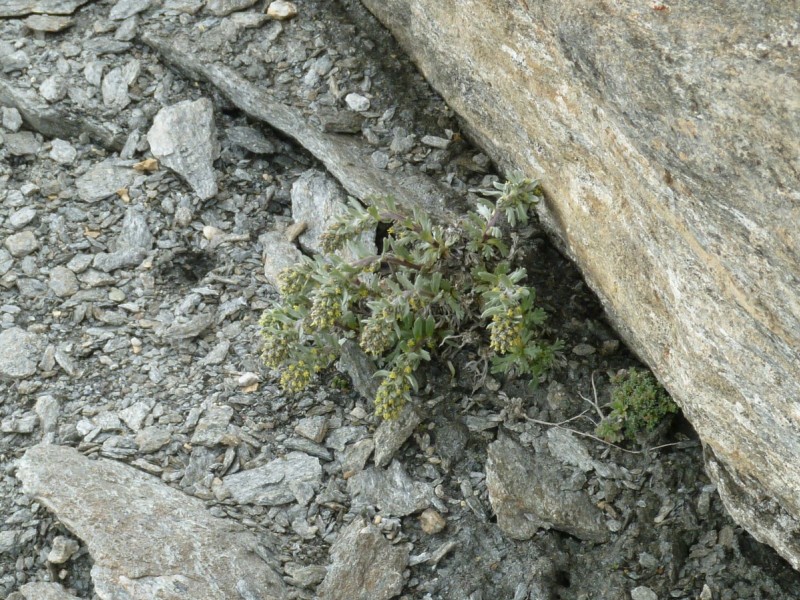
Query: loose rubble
xmin=0 ymin=0 xmax=798 ymax=599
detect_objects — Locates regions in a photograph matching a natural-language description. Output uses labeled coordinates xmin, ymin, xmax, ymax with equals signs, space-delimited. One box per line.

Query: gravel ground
xmin=0 ymin=1 xmax=799 ymax=599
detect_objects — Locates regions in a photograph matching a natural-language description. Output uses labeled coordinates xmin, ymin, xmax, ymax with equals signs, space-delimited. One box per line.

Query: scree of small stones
xmin=0 ymin=1 xmax=798 ymax=599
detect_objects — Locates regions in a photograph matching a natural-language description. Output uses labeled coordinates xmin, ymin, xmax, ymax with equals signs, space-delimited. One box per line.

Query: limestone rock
xmin=16 ymin=444 xmax=287 ymax=600
xmin=222 ymin=451 xmax=322 ymax=505
xmin=290 ymin=169 xmax=375 ymax=255
xmin=18 ymin=582 xmax=82 ymax=600
xmin=0 ymin=328 xmax=42 ymax=380
xmin=347 ymin=460 xmax=433 ymax=517
xmin=485 ymin=433 xmax=609 ymax=543
xmin=147 ymin=98 xmax=220 ymax=200
xmin=76 ymin=160 xmax=135 ymax=202
xmin=0 ymin=0 xmax=89 ymax=17
xmin=205 ymin=0 xmax=258 ymax=17
xmin=360 ymin=0 xmax=800 ymax=567
xmin=317 ymin=516 xmax=410 ymax=600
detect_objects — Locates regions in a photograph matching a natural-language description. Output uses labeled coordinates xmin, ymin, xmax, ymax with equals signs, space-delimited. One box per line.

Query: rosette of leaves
xmin=260 ymin=175 xmax=563 ymax=419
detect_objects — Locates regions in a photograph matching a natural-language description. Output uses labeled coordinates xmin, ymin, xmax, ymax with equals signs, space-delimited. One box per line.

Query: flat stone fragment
xmin=101 ymin=60 xmax=140 ymax=111
xmin=317 ymin=516 xmax=409 ymax=600
xmin=486 ymin=433 xmax=610 ymax=543
xmin=0 ymin=0 xmax=90 ymax=17
xmin=260 ymin=229 xmax=303 ymax=287
xmin=295 ymin=416 xmax=328 ymax=444
xmin=17 ymin=444 xmax=287 ymax=600
xmin=222 ymin=451 xmax=322 ymax=505
xmin=291 ymin=169 xmax=375 ymax=255
xmin=147 ymin=98 xmax=220 ymax=200
xmin=4 ymin=132 xmax=40 ymax=156
xmin=76 ymin=160 xmax=135 ymax=202
xmin=109 ymin=0 xmax=151 ymax=20
xmin=0 ymin=328 xmax=42 ymax=380
xmin=23 ymin=14 xmax=74 ymax=31
xmin=347 ymin=460 xmax=433 ymax=517
xmin=18 ymin=582 xmax=83 ymax=600
xmin=227 ymin=125 xmax=275 ymax=154
xmin=373 ymin=405 xmax=421 ymax=468
xmin=190 ymin=404 xmax=233 ymax=446
xmin=205 ymin=0 xmax=258 ymax=16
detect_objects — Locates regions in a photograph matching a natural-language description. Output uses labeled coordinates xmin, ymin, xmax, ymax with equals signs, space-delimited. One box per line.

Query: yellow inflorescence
xmin=277 ymin=266 xmax=306 ymax=298
xmin=374 ymin=367 xmax=411 ymax=420
xmin=360 ymin=308 xmax=394 ymax=357
xmin=489 ymin=306 xmax=524 ymax=354
xmin=280 ymin=362 xmax=312 ymax=394
xmin=308 ymin=285 xmax=343 ymax=331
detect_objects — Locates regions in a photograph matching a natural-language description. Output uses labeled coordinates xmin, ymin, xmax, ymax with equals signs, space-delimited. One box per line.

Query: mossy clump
xmin=595 ymin=368 xmax=678 ymax=443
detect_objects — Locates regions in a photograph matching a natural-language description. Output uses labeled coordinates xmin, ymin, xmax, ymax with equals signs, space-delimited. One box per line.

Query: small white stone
xmin=50 ymin=139 xmax=77 ymax=164
xmin=203 ymin=225 xmax=223 ymax=240
xmin=237 ymin=372 xmax=260 ymax=387
xmin=8 ymin=207 xmax=36 ymax=230
xmin=1 ymin=107 xmax=22 ymax=132
xmin=630 ymin=587 xmax=658 ymax=600
xmin=345 ymin=93 xmax=370 ymax=112
xmin=39 ymin=75 xmax=67 ymax=103
xmin=47 ymin=536 xmax=80 ymax=564
xmin=266 ymin=0 xmax=297 ymax=20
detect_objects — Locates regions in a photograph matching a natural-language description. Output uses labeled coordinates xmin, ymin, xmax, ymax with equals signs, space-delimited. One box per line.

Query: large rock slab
xmin=485 ymin=433 xmax=609 ymax=543
xmin=16 ymin=444 xmax=287 ymax=600
xmin=359 ymin=0 xmax=800 ymax=568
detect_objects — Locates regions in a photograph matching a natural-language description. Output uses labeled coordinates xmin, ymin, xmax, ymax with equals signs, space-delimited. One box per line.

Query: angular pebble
xmin=347 ymin=460 xmax=433 ymax=517
xmin=147 ymin=98 xmax=220 ymax=200
xmin=47 ymin=535 xmax=80 ymax=563
xmin=76 ymin=160 xmax=135 ymax=202
xmin=1 ymin=106 xmax=23 ymax=131
xmin=0 ymin=328 xmax=42 ymax=379
xmin=5 ymin=231 xmax=39 ymax=258
xmin=39 ymin=75 xmax=67 ymax=103
xmin=317 ymin=516 xmax=409 ymax=600
xmin=486 ymin=433 xmax=610 ymax=542
xmin=18 ymin=582 xmax=83 ymax=600
xmin=222 ymin=452 xmax=322 ymax=505
xmin=345 ymin=93 xmax=370 ymax=112
xmin=8 ymin=207 xmax=36 ymax=229
xmin=205 ymin=0 xmax=258 ymax=16
xmin=17 ymin=444 xmax=287 ymax=600
xmin=49 ymin=139 xmax=77 ymax=164
xmin=48 ymin=266 xmax=80 ymax=297
xmin=266 ymin=0 xmax=297 ymax=20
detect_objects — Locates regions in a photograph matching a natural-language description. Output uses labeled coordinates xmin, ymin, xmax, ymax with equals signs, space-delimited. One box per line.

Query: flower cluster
xmin=280 ymin=361 xmax=312 ymax=394
xmin=488 ymin=306 xmax=524 ymax=354
xmin=374 ymin=366 xmax=413 ymax=420
xmin=360 ymin=307 xmax=395 ymax=357
xmin=276 ymin=265 xmax=308 ymax=297
xmin=259 ymin=311 xmax=294 ymax=369
xmin=308 ymin=284 xmax=344 ymax=331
